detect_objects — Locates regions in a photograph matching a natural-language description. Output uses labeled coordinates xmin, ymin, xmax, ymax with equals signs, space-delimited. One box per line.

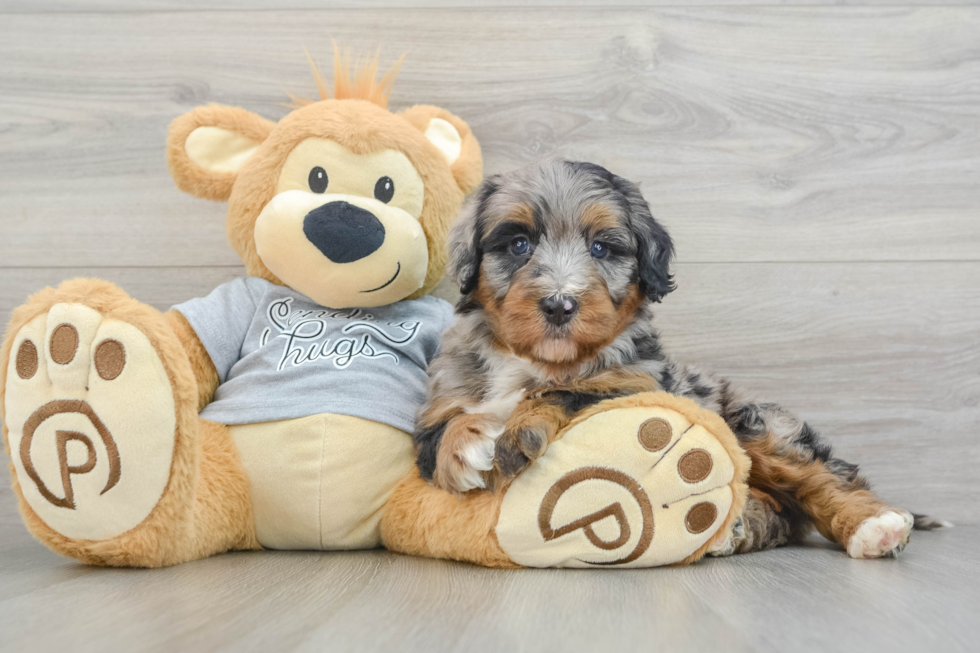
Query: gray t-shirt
xmin=173 ymin=278 xmax=454 ymax=431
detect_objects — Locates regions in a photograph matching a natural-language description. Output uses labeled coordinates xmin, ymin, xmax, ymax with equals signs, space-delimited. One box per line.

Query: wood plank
xmin=1 ymin=7 xmax=978 ymax=267
xmin=6 ymin=1 xmax=980 ymax=11
xmin=2 ymin=261 xmax=977 ymax=523
xmin=1 ymin=6 xmax=976 ymax=652
xmin=0 ymin=266 xmax=247 ymax=316
xmin=653 ymin=262 xmax=980 ymax=525
xmin=0 ymin=468 xmax=974 ymax=653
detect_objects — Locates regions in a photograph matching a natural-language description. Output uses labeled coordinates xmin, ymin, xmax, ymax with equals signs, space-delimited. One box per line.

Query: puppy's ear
xmin=167 ymin=105 xmax=276 ymax=201
xmin=447 ymin=176 xmax=497 ymax=294
xmin=613 ymin=175 xmax=675 ymax=302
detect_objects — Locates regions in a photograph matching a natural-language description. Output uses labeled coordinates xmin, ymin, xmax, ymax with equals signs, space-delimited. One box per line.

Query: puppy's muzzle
xmin=303 ymin=201 xmax=385 ymax=263
xmin=539 ymin=295 xmax=579 ymax=326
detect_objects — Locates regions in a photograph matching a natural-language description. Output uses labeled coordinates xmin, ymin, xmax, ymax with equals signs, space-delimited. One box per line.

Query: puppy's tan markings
xmin=508 ymin=202 xmax=536 ymax=230
xmin=580 ymin=203 xmax=619 ymax=234
xmin=569 ymin=283 xmax=644 ymax=358
xmin=493 ymin=272 xmax=546 ymax=354
xmin=741 ymin=434 xmax=905 ymax=554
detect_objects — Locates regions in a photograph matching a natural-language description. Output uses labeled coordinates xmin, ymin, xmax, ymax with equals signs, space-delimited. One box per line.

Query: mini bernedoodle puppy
xmin=414 ymin=158 xmax=946 ymax=558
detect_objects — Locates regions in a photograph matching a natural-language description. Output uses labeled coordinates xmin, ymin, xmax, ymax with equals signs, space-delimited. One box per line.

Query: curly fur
xmin=416 ymin=158 xmax=930 ymax=555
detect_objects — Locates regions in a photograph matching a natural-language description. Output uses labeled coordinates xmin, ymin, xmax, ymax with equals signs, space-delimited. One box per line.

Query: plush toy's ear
xmin=401 ymin=105 xmax=483 ymax=196
xmin=167 ymin=105 xmax=276 ymax=201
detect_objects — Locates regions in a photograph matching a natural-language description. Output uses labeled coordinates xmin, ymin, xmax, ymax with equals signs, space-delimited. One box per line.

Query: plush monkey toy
xmin=2 ymin=52 xmax=748 ymax=568
xmin=2 ymin=51 xmax=481 ymax=565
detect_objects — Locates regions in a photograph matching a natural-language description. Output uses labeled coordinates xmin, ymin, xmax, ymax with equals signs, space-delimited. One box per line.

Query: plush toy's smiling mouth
xmin=361 ymin=262 xmax=401 ymax=293
xmin=254 ymin=191 xmax=429 ymax=308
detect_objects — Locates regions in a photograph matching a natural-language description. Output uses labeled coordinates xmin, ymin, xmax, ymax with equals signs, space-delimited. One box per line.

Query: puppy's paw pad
xmin=847 ymin=511 xmax=914 ymax=559
xmin=4 ymin=303 xmax=176 ymax=541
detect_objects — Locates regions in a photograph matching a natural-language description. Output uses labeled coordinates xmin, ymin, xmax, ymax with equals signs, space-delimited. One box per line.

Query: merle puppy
xmin=414 ymin=158 xmax=943 ymax=558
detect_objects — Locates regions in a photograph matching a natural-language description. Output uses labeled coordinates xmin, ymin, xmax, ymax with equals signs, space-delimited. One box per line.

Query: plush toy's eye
xmin=510 ymin=236 xmax=530 ymax=256
xmin=309 ymin=167 xmax=328 ymax=194
xmin=374 ymin=176 xmax=395 ymax=203
xmin=590 ymin=241 xmax=609 ymax=259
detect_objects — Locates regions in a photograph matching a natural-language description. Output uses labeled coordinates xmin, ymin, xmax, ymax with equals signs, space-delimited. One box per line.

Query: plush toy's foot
xmin=2 ymin=279 xmax=255 ymax=566
xmin=494 ymin=394 xmax=750 ymax=568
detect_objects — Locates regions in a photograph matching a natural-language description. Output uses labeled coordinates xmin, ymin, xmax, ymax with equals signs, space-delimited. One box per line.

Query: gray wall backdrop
xmin=1 ymin=1 xmax=978 ymax=527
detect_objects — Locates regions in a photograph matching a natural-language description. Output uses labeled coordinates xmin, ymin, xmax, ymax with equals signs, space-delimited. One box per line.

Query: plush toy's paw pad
xmin=4 ymin=303 xmax=176 ymax=541
xmin=495 ymin=405 xmax=739 ymax=568
xmin=847 ymin=510 xmax=914 ymax=559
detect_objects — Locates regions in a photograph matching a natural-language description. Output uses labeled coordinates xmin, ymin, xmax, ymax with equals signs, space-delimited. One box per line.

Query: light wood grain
xmin=1 ymin=8 xmax=978 ymax=267
xmin=0 ymin=477 xmax=975 ymax=653
xmin=0 ymin=267 xmax=246 ymax=317
xmin=1 ymin=5 xmax=978 ymax=652
xmin=3 ymin=262 xmax=977 ymax=523
xmin=653 ymin=262 xmax=980 ymax=525
xmin=6 ymin=1 xmax=980 ymax=11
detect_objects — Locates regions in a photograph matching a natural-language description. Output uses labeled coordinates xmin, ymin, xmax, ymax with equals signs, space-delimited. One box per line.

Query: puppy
xmin=415 ymin=158 xmax=942 ymax=558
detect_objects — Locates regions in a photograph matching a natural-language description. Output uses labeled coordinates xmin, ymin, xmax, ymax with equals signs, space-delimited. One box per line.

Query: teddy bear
xmin=2 ymin=51 xmax=748 ymax=568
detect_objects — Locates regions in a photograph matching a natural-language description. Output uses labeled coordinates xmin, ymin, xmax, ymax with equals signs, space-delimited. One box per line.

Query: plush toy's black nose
xmin=303 ymin=201 xmax=385 ymax=263
xmin=539 ymin=295 xmax=579 ymax=326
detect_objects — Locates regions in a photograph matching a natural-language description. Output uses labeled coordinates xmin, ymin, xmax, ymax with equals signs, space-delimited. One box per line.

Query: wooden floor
xmin=1 ymin=484 xmax=976 ymax=653
xmin=1 ymin=0 xmax=978 ymax=651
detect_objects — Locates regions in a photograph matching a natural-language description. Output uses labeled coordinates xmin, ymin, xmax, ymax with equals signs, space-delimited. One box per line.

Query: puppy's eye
xmin=590 ymin=241 xmax=609 ymax=259
xmin=309 ymin=167 xmax=328 ymax=194
xmin=374 ymin=176 xmax=395 ymax=203
xmin=510 ymin=236 xmax=530 ymax=256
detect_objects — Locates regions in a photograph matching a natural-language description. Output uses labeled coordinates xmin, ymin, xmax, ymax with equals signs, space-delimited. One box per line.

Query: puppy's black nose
xmin=539 ymin=295 xmax=579 ymax=326
xmin=303 ymin=201 xmax=385 ymax=263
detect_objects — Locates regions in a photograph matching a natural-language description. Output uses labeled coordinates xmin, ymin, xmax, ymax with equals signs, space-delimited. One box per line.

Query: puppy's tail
xmin=912 ymin=513 xmax=954 ymax=530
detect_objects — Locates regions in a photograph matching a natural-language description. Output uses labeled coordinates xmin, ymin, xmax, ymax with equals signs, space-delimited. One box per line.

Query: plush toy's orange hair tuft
xmin=289 ymin=43 xmax=405 ymax=110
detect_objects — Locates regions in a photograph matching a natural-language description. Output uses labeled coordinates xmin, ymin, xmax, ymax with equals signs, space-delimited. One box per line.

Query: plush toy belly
xmin=230 ymin=413 xmax=414 ymax=550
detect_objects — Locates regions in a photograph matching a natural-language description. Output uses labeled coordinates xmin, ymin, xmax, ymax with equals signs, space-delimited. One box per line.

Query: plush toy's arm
xmin=164 ymin=309 xmax=220 ymax=411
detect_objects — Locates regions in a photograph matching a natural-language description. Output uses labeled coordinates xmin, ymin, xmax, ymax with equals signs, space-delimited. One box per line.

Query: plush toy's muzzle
xmin=254 ymin=190 xmax=429 ymax=308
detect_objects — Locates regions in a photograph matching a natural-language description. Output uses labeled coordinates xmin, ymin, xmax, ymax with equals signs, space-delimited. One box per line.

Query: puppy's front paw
xmin=847 ymin=510 xmax=914 ymax=559
xmin=432 ymin=414 xmax=504 ymax=494
xmin=494 ymin=425 xmax=549 ymax=480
